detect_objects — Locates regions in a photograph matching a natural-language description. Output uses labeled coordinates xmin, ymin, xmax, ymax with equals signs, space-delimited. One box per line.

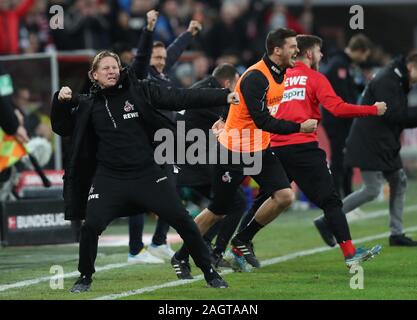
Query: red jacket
xmin=0 ymin=0 xmax=35 ymax=55
xmin=270 ymin=61 xmax=378 ymax=147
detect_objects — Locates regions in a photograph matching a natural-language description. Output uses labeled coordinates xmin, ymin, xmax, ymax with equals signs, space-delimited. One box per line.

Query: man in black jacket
xmin=321 ymin=34 xmax=372 ymax=198
xmin=315 ymin=53 xmax=417 ymax=247
xmin=126 ymin=13 xmax=204 ymax=264
xmin=51 ymin=49 xmax=239 ymax=292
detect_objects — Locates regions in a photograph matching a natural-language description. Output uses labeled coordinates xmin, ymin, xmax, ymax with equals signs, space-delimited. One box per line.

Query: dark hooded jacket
xmin=345 ymin=56 xmax=417 ymax=171
xmin=51 ymin=67 xmax=229 ymax=220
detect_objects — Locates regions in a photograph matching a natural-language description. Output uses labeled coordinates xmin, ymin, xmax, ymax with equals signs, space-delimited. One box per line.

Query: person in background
xmin=315 ymin=52 xmax=417 ymax=247
xmin=0 ymin=63 xmax=29 ymax=143
xmin=0 ymin=0 xmax=35 ymax=55
xmin=321 ymin=34 xmax=373 ymax=199
xmin=13 ymin=87 xmax=52 ymax=140
xmin=176 ymin=63 xmax=246 ymax=270
xmin=127 ymin=11 xmax=204 ymax=264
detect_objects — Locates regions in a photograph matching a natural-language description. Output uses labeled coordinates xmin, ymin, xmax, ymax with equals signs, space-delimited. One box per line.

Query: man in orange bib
xmin=171 ymin=28 xmax=318 ymax=278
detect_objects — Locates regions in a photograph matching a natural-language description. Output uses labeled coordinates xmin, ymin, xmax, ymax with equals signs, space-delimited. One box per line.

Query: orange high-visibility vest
xmin=0 ymin=128 xmax=27 ymax=172
xmin=219 ymin=59 xmax=285 ymax=153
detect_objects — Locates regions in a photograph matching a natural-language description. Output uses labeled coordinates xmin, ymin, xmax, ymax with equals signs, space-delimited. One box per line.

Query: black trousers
xmin=128 ymin=214 xmax=170 ymax=255
xmin=128 ymin=165 xmax=175 ymax=255
xmin=208 ymin=148 xmax=290 ymax=215
xmin=176 ymin=148 xmax=289 ymax=260
xmin=239 ymin=142 xmax=351 ymax=243
xmin=187 ymin=184 xmax=247 ymax=254
xmin=322 ymin=119 xmax=353 ymax=198
xmin=78 ymin=165 xmax=212 ymax=276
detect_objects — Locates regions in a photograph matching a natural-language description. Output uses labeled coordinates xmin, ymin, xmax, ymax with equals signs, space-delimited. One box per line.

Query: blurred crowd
xmin=0 ymin=0 xmax=315 ymax=64
xmin=1 ymin=0 xmax=398 ymax=77
xmin=1 ymin=0 xmax=408 ymax=160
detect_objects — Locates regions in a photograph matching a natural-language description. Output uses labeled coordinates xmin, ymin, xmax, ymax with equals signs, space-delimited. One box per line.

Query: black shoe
xmin=230 ymin=237 xmax=260 ymax=268
xmin=171 ymin=255 xmax=193 ymax=279
xmin=313 ymin=216 xmax=337 ymax=247
xmin=70 ymin=275 xmax=92 ymax=293
xmin=212 ymin=252 xmax=232 ymax=269
xmin=204 ymin=269 xmax=228 ymax=288
xmin=389 ymin=234 xmax=417 ymax=247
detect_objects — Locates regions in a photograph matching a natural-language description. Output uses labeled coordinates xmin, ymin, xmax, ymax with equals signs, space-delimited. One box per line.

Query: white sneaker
xmin=346 ymin=208 xmax=366 ymax=222
xmin=147 ymin=244 xmax=175 ymax=261
xmin=127 ymin=248 xmax=164 ymax=264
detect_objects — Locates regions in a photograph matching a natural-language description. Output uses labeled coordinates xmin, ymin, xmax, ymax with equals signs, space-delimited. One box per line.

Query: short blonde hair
xmin=88 ymin=51 xmax=122 ymax=82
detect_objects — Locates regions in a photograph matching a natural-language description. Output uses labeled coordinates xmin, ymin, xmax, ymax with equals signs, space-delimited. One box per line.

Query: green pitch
xmin=1 ymin=181 xmax=417 ymax=300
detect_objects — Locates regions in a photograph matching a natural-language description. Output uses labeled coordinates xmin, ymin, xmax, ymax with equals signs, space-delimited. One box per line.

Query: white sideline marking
xmin=0 ymin=263 xmax=130 ymax=293
xmin=346 ymin=205 xmax=417 ymax=223
xmin=1 ymin=205 xmax=416 ymax=295
xmin=94 ymin=225 xmax=417 ymax=300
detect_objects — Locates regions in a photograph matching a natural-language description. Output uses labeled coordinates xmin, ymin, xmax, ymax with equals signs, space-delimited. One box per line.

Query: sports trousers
xmin=175 ymin=184 xmax=247 ymax=260
xmin=239 ymin=142 xmax=352 ymax=243
xmin=342 ymin=169 xmax=407 ymax=236
xmin=128 ymin=165 xmax=175 ymax=255
xmin=208 ymin=146 xmax=290 ymax=215
xmin=78 ymin=165 xmax=212 ymax=276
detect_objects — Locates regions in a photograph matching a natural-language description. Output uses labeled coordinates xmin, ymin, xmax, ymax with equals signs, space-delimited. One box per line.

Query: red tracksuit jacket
xmin=270 ymin=61 xmax=378 ymax=147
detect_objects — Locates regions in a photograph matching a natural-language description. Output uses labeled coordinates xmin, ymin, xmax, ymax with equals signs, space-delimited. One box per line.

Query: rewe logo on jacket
xmin=123 ymin=100 xmax=139 ymax=119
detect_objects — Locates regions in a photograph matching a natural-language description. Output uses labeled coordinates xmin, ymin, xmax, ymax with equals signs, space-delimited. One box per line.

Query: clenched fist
xmin=58 ymin=86 xmax=72 ymax=101
xmin=300 ymin=119 xmax=318 ymax=133
xmin=146 ymin=10 xmax=159 ymax=31
xmin=227 ymin=92 xmax=240 ymax=105
xmin=374 ymin=101 xmax=387 ymax=116
xmin=187 ymin=20 xmax=202 ymax=36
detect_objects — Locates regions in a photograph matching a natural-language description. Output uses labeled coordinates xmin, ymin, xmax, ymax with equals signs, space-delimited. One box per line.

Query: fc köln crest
xmin=124 ymin=100 xmax=134 ymax=112
xmin=222 ymin=171 xmax=232 ymax=183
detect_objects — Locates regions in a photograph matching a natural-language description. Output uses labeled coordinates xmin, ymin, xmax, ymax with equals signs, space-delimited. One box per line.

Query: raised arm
xmin=240 ymin=71 xmax=303 ymax=134
xmin=51 ymin=87 xmax=78 ymax=137
xmin=316 ymin=73 xmax=382 ymax=118
xmin=146 ymin=81 xmax=237 ymax=111
xmin=15 ymin=0 xmax=35 ymax=18
xmin=164 ymin=20 xmax=202 ymax=72
xmin=130 ymin=10 xmax=159 ymax=80
xmin=0 ymin=71 xmax=18 ymax=135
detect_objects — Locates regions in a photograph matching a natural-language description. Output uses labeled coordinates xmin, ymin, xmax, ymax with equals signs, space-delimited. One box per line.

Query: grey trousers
xmin=342 ymin=169 xmax=407 ymax=236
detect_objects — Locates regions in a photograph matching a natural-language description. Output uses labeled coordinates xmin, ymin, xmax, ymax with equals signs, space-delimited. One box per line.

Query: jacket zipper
xmin=104 ymin=96 xmax=117 ymax=129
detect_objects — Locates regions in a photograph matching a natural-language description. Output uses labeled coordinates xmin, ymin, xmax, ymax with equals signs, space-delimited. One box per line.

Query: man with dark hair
xmin=321 ymin=34 xmax=373 ymax=199
xmin=171 ymin=28 xmax=319 ymax=278
xmin=175 ymin=63 xmax=247 ymax=272
xmin=315 ymin=52 xmax=417 ymax=247
xmin=51 ymin=41 xmax=239 ymax=291
xmin=126 ymin=12 xmax=204 ymax=264
xmin=236 ymin=34 xmax=385 ymax=269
